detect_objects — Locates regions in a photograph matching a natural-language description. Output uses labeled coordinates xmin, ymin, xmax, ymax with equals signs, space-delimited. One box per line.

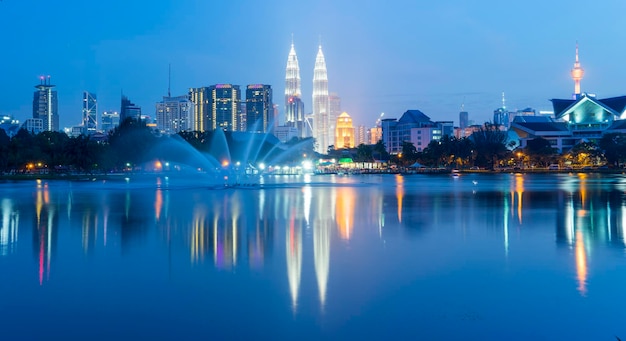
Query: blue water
xmin=1 ymin=173 xmax=626 ymax=340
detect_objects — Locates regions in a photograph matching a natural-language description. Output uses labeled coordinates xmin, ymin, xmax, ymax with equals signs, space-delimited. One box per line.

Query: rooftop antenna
xmin=461 ymin=96 xmax=465 ymax=111
xmin=502 ymin=92 xmax=506 ymax=110
xmin=168 ymin=63 xmax=171 ymax=97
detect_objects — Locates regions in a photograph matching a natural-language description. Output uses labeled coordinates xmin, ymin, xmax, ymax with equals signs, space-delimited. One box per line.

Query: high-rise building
xmin=189 ymin=87 xmax=208 ymax=132
xmin=335 ymin=112 xmax=355 ymax=149
xmin=356 ymin=125 xmax=367 ymax=146
xmin=312 ymin=45 xmax=330 ymax=153
xmin=493 ymin=92 xmax=509 ymax=128
xmin=82 ymin=91 xmax=97 ymax=134
xmin=120 ymin=95 xmax=141 ymax=122
xmin=33 ymin=76 xmax=58 ymax=132
xmin=246 ymin=84 xmax=273 ymax=133
xmin=285 ymin=41 xmax=306 ymax=138
xmin=156 ymin=95 xmax=194 ymax=134
xmin=208 ymin=84 xmax=240 ymax=131
xmin=571 ymin=43 xmax=584 ymax=99
xmin=101 ymin=111 xmax=120 ymax=132
xmin=328 ymin=93 xmax=341 ymax=148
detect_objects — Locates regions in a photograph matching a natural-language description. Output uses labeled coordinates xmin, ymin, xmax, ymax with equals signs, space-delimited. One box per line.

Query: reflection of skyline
xmin=5 ymin=174 xmax=626 ymax=306
xmin=1 ymin=198 xmax=19 ymax=256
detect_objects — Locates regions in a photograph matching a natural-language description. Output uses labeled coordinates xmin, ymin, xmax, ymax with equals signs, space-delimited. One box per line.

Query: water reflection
xmin=3 ymin=174 xmax=626 ymax=308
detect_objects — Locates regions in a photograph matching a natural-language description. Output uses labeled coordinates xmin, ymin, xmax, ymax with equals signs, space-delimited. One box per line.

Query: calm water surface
xmin=1 ymin=173 xmax=626 ymax=340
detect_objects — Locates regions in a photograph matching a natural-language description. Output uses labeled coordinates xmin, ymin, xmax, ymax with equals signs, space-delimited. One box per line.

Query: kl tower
xmin=571 ymin=43 xmax=584 ymax=99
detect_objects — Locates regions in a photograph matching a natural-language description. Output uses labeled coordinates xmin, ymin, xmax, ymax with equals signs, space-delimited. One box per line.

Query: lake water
xmin=1 ymin=173 xmax=626 ymax=340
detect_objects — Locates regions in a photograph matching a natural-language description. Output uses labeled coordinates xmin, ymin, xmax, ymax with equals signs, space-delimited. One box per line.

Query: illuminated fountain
xmin=144 ymin=128 xmax=314 ymax=188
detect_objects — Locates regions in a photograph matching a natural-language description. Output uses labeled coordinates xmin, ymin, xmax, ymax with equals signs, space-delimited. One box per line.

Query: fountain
xmin=142 ymin=127 xmax=315 ymax=188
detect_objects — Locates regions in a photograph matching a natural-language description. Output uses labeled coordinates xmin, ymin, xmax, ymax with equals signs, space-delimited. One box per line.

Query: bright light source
xmin=259 ymin=163 xmax=266 ymax=170
xmin=302 ymin=160 xmax=313 ymax=170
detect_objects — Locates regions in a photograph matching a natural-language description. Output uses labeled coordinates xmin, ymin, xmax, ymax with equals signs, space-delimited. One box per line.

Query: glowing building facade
xmin=312 ymin=45 xmax=330 ymax=153
xmin=189 ymin=87 xmax=209 ymax=132
xmin=33 ymin=77 xmax=58 ymax=132
xmin=285 ymin=42 xmax=305 ymax=136
xmin=208 ymin=84 xmax=240 ymax=131
xmin=335 ymin=112 xmax=355 ymax=149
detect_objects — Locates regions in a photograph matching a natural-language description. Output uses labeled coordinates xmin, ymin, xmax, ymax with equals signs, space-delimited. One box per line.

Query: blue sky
xmin=1 ymin=0 xmax=625 ymax=129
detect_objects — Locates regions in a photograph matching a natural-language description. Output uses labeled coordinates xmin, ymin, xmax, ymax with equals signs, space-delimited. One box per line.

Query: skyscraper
xmin=82 ymin=91 xmax=97 ymax=134
xmin=571 ymin=43 xmax=584 ymax=99
xmin=285 ymin=41 xmax=305 ymax=137
xmin=156 ymin=95 xmax=194 ymax=134
xmin=33 ymin=76 xmax=58 ymax=132
xmin=120 ymin=95 xmax=141 ymax=122
xmin=101 ymin=110 xmax=120 ymax=132
xmin=312 ymin=45 xmax=329 ymax=153
xmin=208 ymin=84 xmax=240 ymax=131
xmin=189 ymin=87 xmax=208 ymax=132
xmin=246 ymin=84 xmax=273 ymax=133
xmin=328 ymin=93 xmax=341 ymax=148
xmin=493 ymin=92 xmax=509 ymax=128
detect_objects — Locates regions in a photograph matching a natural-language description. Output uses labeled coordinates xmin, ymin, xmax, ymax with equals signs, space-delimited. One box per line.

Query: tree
xmin=372 ymin=140 xmax=390 ymax=161
xmin=107 ymin=118 xmax=158 ymax=169
xmin=599 ymin=133 xmax=626 ymax=167
xmin=355 ymin=143 xmax=373 ymax=162
xmin=470 ymin=123 xmax=510 ymax=169
xmin=564 ymin=141 xmax=604 ymax=168
xmin=0 ymin=128 xmax=9 ymax=173
xmin=524 ymin=137 xmax=558 ymax=168
xmin=400 ymin=141 xmax=418 ymax=166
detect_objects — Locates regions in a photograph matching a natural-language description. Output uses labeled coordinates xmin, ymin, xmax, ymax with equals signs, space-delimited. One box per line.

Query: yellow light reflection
xmin=286 ymin=211 xmax=302 ymax=312
xmin=575 ymin=230 xmax=588 ymax=296
xmin=578 ymin=173 xmax=587 ymax=210
xmin=514 ymin=174 xmax=524 ymax=224
xmin=396 ymin=174 xmax=404 ymax=223
xmin=336 ymin=187 xmax=356 ymax=240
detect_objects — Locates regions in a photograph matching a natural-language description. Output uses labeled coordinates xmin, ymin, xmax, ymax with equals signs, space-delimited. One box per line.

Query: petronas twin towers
xmin=284 ymin=41 xmax=331 ymax=152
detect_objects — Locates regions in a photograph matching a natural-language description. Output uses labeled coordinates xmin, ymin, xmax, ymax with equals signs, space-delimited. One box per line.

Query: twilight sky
xmin=1 ymin=0 xmax=625 ymax=129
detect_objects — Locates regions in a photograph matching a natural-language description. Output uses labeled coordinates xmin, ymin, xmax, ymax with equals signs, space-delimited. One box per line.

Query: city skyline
xmin=1 ymin=0 xmax=626 ymax=130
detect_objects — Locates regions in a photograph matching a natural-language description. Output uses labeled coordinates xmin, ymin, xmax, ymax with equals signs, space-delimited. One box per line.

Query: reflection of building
xmin=33 ymin=76 xmax=58 ymax=132
xmin=335 ymin=112 xmax=355 ymax=149
xmin=286 ymin=219 xmax=302 ymax=311
xmin=336 ymin=187 xmax=356 ymax=239
xmin=0 ymin=199 xmax=19 ymax=256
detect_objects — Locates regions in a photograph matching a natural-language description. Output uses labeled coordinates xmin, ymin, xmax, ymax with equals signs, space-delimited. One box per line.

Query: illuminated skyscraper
xmin=328 ymin=93 xmax=341 ymax=148
xmin=189 ymin=87 xmax=208 ymax=132
xmin=571 ymin=43 xmax=584 ymax=98
xmin=156 ymin=95 xmax=194 ymax=134
xmin=208 ymin=84 xmax=240 ymax=131
xmin=285 ymin=41 xmax=305 ymax=137
xmin=101 ymin=110 xmax=120 ymax=132
xmin=312 ymin=45 xmax=329 ymax=153
xmin=246 ymin=84 xmax=273 ymax=133
xmin=33 ymin=76 xmax=58 ymax=131
xmin=82 ymin=91 xmax=97 ymax=134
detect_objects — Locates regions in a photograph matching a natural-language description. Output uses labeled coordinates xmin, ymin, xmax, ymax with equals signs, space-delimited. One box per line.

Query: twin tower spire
xmin=285 ymin=40 xmax=330 ymax=152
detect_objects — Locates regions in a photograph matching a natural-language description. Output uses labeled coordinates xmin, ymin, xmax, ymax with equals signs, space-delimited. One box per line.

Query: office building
xmin=82 ymin=91 xmax=97 ymax=134
xmin=156 ymin=95 xmax=194 ymax=134
xmin=208 ymin=84 xmax=240 ymax=131
xmin=33 ymin=76 xmax=58 ymax=131
xmin=246 ymin=84 xmax=273 ymax=133
xmin=189 ymin=87 xmax=209 ymax=132
xmin=101 ymin=111 xmax=120 ymax=132
xmin=120 ymin=95 xmax=141 ymax=122
xmin=312 ymin=45 xmax=330 ymax=152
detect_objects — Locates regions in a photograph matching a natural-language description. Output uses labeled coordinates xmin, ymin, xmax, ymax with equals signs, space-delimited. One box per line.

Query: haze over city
xmin=1 ymin=0 xmax=625 ymax=129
